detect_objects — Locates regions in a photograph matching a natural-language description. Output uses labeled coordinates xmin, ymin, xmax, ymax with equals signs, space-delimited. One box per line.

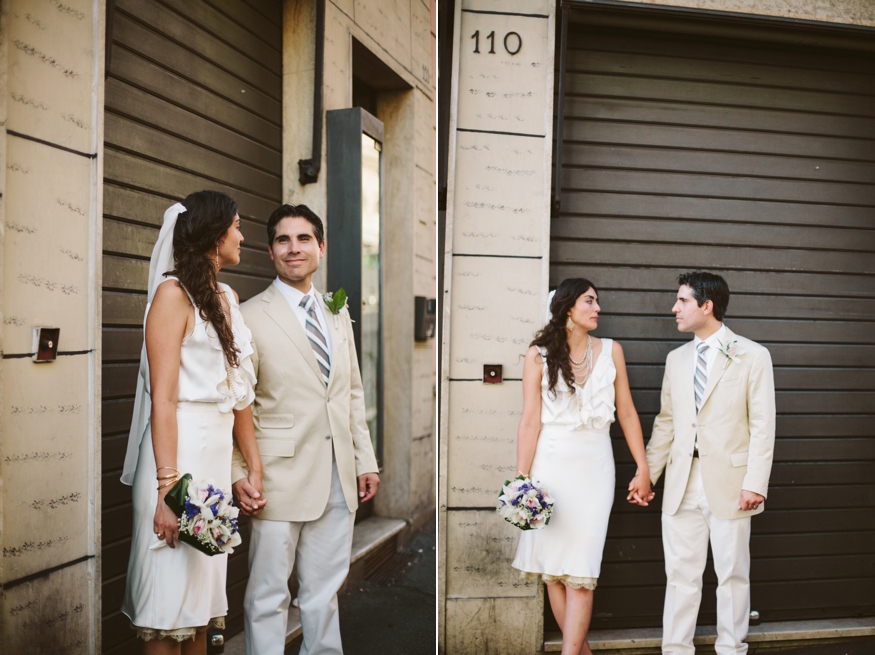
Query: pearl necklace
xmin=569 ymin=335 xmax=593 ymax=384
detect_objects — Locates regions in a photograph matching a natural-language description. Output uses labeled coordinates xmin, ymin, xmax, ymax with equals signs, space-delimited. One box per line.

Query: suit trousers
xmin=244 ymin=456 xmax=356 ymax=655
xmin=662 ymin=459 xmax=751 ymax=655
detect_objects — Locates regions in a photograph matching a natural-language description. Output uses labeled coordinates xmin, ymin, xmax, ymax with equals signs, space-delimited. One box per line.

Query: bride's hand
xmin=233 ymin=472 xmax=267 ymax=516
xmin=153 ymin=489 xmax=180 ymax=547
xmin=627 ymin=472 xmax=655 ymax=507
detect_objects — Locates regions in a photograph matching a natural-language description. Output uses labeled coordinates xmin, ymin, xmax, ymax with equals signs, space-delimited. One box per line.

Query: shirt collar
xmin=273 ymin=277 xmax=317 ymax=307
xmin=694 ymin=323 xmax=727 ymax=350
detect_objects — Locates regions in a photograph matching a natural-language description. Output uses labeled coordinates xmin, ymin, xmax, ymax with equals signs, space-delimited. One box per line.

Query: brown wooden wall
xmin=552 ymin=22 xmax=875 ymax=631
xmin=101 ymin=1 xmax=283 ymax=652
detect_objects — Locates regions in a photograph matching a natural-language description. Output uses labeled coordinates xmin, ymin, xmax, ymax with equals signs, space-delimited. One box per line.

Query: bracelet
xmin=157 ymin=466 xmax=179 ymax=474
xmin=157 ymin=477 xmax=179 ymax=490
xmin=517 ymin=470 xmax=529 ymax=478
xmin=156 ymin=473 xmax=178 ymax=481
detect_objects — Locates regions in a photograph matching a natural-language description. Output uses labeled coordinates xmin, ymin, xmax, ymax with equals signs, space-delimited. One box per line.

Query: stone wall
xmin=0 ymin=0 xmax=103 ymax=652
xmin=439 ymin=1 xmax=555 ymax=652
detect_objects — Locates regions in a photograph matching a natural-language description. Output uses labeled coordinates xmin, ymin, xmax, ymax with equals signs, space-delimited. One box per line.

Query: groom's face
xmin=673 ymin=285 xmax=711 ymax=333
xmin=269 ymin=216 xmax=325 ymax=289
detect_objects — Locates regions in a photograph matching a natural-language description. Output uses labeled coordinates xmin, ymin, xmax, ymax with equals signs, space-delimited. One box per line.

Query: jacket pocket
xmin=257 ymin=438 xmax=296 ymax=457
xmin=259 ymin=413 xmax=295 ymax=429
xmin=730 ymin=451 xmax=749 ymax=467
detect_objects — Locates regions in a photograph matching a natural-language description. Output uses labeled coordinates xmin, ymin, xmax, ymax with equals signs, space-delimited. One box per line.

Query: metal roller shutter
xmin=553 ymin=21 xmax=875 ymax=630
xmin=101 ymin=1 xmax=282 ymax=651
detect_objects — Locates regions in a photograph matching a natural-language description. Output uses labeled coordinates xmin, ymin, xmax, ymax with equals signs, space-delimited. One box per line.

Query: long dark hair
xmin=167 ymin=190 xmax=240 ymax=367
xmin=531 ymin=278 xmax=599 ymax=393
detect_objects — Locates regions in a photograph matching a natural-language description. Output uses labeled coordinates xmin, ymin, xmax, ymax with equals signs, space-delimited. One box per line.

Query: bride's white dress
xmin=121 ymin=278 xmax=255 ymax=641
xmin=512 ymin=339 xmax=616 ymax=589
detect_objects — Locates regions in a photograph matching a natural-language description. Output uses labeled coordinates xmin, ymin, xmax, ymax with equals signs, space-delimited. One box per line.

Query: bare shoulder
xmin=152 ymin=277 xmax=191 ymax=309
xmin=526 ymin=345 xmax=543 ymax=365
xmin=609 ymin=338 xmax=625 ymax=359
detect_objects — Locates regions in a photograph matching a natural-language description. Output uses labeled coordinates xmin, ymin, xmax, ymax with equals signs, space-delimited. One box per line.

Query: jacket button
xmin=691 ymin=423 xmax=696 ymax=428
xmin=325 ymin=435 xmax=331 ymax=440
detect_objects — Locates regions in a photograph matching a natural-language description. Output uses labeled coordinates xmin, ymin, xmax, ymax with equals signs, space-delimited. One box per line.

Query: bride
xmin=120 ymin=191 xmax=264 ymax=654
xmin=512 ymin=278 xmax=654 ymax=655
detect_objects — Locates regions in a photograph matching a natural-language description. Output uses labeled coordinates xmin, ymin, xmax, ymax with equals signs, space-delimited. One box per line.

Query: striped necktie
xmin=694 ymin=342 xmax=709 ymax=412
xmin=300 ymin=295 xmax=330 ymax=385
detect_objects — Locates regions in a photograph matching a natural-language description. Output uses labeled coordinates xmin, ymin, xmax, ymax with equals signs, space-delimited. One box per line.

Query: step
xmin=544 ymin=618 xmax=875 ymax=653
xmin=223 ymin=516 xmax=407 ymax=654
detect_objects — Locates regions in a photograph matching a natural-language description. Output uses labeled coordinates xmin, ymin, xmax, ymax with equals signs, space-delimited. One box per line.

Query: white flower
xmin=717 ymin=339 xmax=744 ymax=369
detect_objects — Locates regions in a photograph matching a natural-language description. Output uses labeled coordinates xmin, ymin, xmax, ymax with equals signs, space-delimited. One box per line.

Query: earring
xmin=566 ymin=315 xmax=575 ymax=331
xmin=215 ymin=245 xmax=219 ymax=268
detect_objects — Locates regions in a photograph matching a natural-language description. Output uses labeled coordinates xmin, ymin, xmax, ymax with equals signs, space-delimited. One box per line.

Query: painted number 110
xmin=471 ymin=30 xmax=522 ymax=56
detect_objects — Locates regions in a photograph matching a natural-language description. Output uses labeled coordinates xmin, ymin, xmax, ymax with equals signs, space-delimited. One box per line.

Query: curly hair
xmin=167 ymin=190 xmax=241 ymax=368
xmin=531 ymin=278 xmax=599 ymax=394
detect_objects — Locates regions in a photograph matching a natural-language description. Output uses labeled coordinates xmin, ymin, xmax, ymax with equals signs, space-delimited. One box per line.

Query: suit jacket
xmin=646 ymin=326 xmax=776 ymax=521
xmin=231 ymin=282 xmax=379 ymax=522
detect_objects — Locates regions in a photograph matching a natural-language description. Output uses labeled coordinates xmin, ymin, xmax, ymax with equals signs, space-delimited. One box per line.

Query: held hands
xmin=627 ymin=471 xmax=655 ymax=507
xmin=357 ymin=473 xmax=380 ymax=503
xmin=739 ymin=489 xmax=765 ymax=511
xmin=232 ymin=472 xmax=267 ymax=516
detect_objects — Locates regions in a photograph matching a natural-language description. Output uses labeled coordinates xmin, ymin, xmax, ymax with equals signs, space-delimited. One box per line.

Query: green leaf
xmin=323 ymin=287 xmax=347 ymax=314
xmin=332 ymin=288 xmax=347 ymax=312
xmin=163 ymin=473 xmax=192 ymax=516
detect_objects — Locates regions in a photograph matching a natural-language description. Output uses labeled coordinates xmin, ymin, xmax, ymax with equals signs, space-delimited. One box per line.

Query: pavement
xmin=285 ymin=519 xmax=436 ymax=655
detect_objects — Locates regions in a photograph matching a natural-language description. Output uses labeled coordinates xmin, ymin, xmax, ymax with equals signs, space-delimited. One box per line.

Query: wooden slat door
xmin=553 ymin=24 xmax=875 ymax=630
xmin=101 ymin=1 xmax=283 ymax=652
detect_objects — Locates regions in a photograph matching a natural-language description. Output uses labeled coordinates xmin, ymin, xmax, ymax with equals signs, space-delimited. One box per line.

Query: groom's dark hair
xmin=678 ymin=271 xmax=730 ymax=321
xmin=266 ymin=203 xmax=325 ymax=245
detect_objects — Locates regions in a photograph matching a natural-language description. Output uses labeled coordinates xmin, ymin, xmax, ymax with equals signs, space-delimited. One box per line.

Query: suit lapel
xmin=262 ymin=283 xmax=324 ymax=384
xmin=698 ymin=326 xmax=735 ymax=411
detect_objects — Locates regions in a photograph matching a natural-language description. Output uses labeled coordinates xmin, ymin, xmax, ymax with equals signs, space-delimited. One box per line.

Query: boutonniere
xmin=717 ymin=339 xmax=744 ymax=369
xmin=322 ymin=288 xmax=349 ymax=329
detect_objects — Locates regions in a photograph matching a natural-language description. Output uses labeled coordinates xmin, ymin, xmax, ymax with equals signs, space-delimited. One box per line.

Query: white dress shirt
xmin=273 ymin=278 xmax=332 ymax=360
xmin=692 ymin=323 xmax=728 ymax=381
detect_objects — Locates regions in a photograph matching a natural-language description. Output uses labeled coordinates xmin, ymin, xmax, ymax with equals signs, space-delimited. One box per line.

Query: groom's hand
xmin=357 ymin=473 xmax=380 ymax=503
xmin=627 ymin=473 xmax=656 ymax=507
xmin=738 ymin=489 xmax=764 ymax=511
xmin=233 ymin=477 xmax=267 ymax=516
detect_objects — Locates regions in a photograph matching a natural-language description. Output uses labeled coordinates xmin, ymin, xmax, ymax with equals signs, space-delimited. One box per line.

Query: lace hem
xmin=519 ymin=570 xmax=598 ymax=590
xmin=131 ymin=616 xmax=225 ymax=642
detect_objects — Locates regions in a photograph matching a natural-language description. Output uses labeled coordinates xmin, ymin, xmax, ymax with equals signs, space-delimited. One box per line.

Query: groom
xmin=635 ymin=271 xmax=775 ymax=655
xmin=231 ymin=203 xmax=380 ymax=655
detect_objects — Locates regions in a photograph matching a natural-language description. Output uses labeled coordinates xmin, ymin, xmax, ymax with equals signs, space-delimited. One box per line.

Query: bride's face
xmin=568 ymin=288 xmax=600 ymax=332
xmin=217 ymin=214 xmax=244 ymax=267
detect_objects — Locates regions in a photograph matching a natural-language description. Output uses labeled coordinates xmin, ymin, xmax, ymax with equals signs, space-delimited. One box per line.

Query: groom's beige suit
xmin=232 ymin=281 xmax=378 ymax=655
xmin=646 ymin=324 xmax=775 ymax=655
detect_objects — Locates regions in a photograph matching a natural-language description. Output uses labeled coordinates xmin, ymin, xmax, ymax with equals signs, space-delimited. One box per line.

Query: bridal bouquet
xmin=497 ymin=475 xmax=555 ymax=531
xmin=152 ymin=474 xmax=242 ymax=556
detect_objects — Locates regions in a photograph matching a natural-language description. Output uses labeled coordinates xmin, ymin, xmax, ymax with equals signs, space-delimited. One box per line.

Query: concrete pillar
xmin=0 ymin=0 xmax=104 ymax=652
xmin=439 ymin=1 xmax=556 ymax=652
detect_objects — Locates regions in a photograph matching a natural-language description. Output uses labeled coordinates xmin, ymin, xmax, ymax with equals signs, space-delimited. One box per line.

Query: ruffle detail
xmin=519 ymin=570 xmax=598 ymax=590
xmin=540 ymin=341 xmax=616 ymax=431
xmin=207 ymin=285 xmax=256 ymax=412
xmin=131 ymin=616 xmax=224 ymax=642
